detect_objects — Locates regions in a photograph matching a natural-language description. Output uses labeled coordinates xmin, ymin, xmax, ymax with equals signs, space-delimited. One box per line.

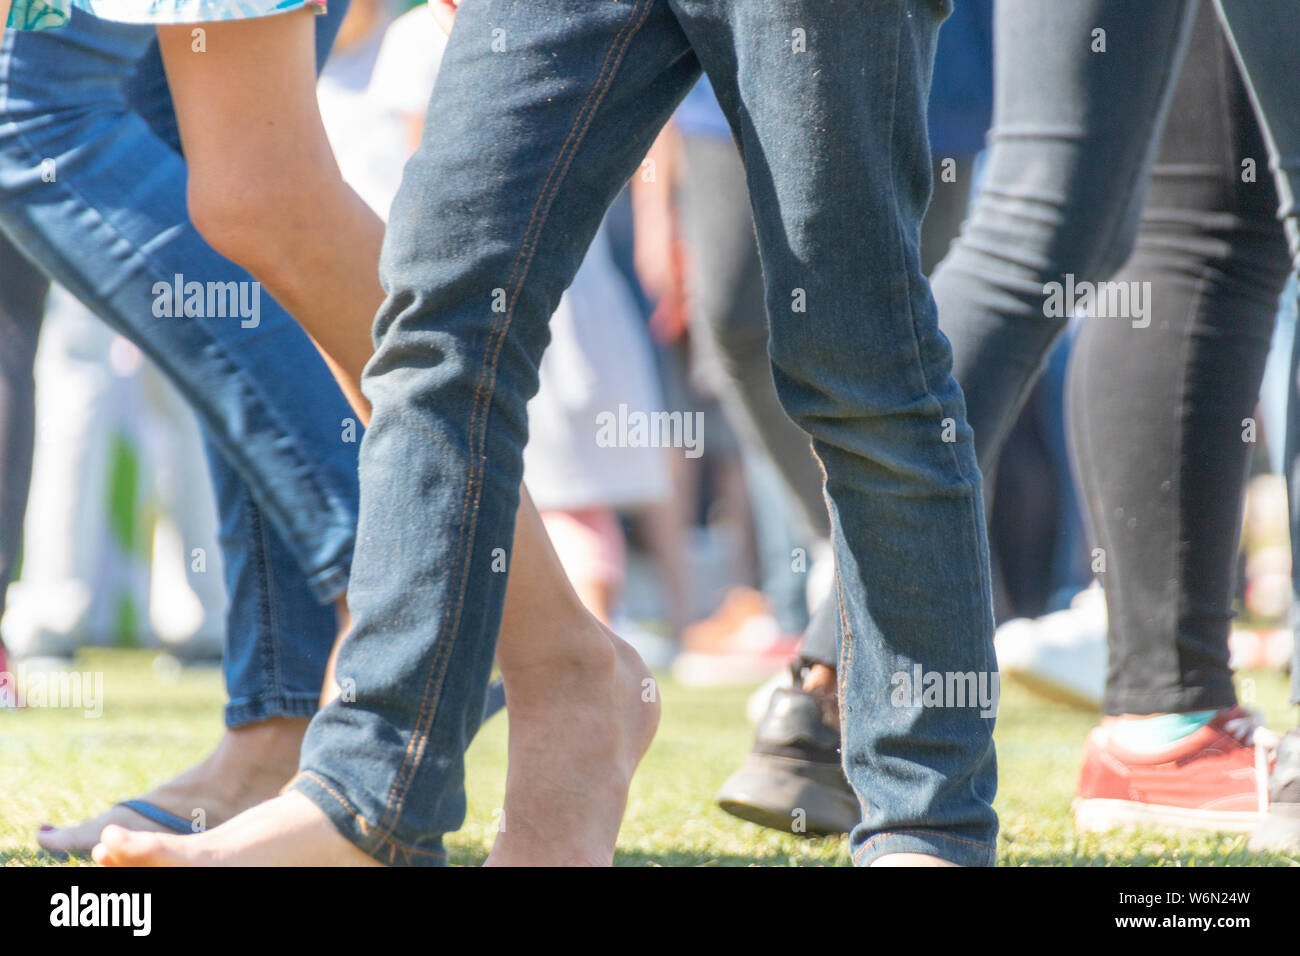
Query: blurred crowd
xmin=3 ymin=0 xmax=1291 ymax=694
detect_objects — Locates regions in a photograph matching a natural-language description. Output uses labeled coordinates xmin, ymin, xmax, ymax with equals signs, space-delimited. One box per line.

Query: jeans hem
xmin=224 ymin=692 xmax=319 ymax=729
xmin=853 ymin=829 xmax=996 ymax=867
xmin=289 ymin=770 xmax=449 ymax=867
xmin=307 ymin=553 xmax=352 ymax=605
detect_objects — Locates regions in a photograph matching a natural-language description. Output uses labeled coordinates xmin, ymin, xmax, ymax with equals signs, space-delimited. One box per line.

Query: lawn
xmin=1 ymin=649 xmax=1297 ymax=866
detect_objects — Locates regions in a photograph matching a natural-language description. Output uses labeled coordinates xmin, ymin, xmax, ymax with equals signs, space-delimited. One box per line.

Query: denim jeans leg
xmin=0 ymin=10 xmax=356 ymax=716
xmin=207 ymin=440 xmax=334 ymax=728
xmin=292 ymin=0 xmax=702 ymax=865
xmin=932 ymin=0 xmax=1197 ymax=470
xmin=0 ymin=11 xmax=358 ymax=602
xmin=671 ymin=0 xmax=997 ymax=866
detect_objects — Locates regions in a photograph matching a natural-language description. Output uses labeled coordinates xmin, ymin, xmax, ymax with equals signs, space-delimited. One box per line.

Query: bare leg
xmin=487 ymin=493 xmax=659 ymax=866
xmin=157 ymin=11 xmax=379 ymax=418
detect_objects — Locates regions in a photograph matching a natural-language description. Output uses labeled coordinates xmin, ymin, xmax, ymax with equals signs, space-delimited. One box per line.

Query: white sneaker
xmin=995 ymin=585 xmax=1107 ymax=710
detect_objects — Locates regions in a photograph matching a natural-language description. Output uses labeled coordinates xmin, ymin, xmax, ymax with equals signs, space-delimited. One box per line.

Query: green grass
xmin=2 ymin=649 xmax=1297 ymax=866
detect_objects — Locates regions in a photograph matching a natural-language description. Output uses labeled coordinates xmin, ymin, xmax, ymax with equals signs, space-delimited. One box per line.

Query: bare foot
xmin=871 ymin=853 xmax=961 ymax=867
xmin=92 ymin=790 xmax=382 ymax=866
xmin=38 ymin=717 xmax=308 ymax=857
xmin=485 ymin=627 xmax=659 ymax=866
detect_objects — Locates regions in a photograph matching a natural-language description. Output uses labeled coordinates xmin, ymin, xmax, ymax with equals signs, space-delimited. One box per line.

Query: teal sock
xmin=1109 ymin=710 xmax=1218 ymax=752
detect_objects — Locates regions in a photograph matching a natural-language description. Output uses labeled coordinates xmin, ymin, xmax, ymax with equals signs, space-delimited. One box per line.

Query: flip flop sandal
xmin=116 ymin=799 xmax=198 ymax=835
xmin=38 ymin=799 xmax=196 ymax=861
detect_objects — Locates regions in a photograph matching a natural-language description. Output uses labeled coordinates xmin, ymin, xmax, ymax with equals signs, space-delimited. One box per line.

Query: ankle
xmin=218 ymin=718 xmax=310 ymax=767
xmin=801 ymin=663 xmax=837 ymax=695
xmin=499 ymin=605 xmax=618 ymax=685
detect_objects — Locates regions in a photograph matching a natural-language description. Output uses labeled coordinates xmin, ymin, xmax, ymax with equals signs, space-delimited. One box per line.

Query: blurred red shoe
xmin=1074 ymin=706 xmax=1276 ymax=833
xmin=672 ymin=588 xmax=800 ymax=687
xmin=0 ymin=639 xmax=16 ymax=709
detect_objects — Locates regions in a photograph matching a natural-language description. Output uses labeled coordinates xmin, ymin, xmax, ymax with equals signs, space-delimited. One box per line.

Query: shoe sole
xmin=1248 ymin=805 xmax=1300 ymax=854
xmin=1073 ymin=797 xmax=1261 ymax=834
xmin=715 ymin=754 xmax=859 ymax=836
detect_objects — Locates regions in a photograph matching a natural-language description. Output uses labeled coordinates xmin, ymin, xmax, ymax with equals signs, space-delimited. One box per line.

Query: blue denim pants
xmin=292 ymin=0 xmax=999 ymax=867
xmin=0 ymin=7 xmax=359 ymax=725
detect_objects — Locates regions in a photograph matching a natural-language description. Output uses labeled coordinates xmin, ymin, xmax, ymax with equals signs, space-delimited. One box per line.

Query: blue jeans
xmin=0 ymin=7 xmax=358 ymax=725
xmin=293 ymin=0 xmax=998 ymax=867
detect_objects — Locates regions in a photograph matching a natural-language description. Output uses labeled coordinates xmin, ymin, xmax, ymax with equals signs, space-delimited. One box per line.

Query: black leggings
xmin=1067 ymin=2 xmax=1292 ymax=714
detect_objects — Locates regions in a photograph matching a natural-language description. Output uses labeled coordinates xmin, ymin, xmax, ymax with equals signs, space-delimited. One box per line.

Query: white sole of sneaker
xmin=1073 ymin=797 xmax=1261 ymax=834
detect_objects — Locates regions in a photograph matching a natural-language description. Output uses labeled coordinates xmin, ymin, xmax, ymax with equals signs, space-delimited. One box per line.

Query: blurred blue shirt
xmin=675 ymin=0 xmax=993 ymax=157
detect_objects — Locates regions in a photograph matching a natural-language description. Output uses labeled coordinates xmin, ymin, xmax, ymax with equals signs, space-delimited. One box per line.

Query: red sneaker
xmin=1073 ymin=706 xmax=1276 ymax=834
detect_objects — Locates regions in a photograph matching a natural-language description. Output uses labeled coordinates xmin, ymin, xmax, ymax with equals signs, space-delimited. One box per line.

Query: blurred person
xmin=525 ymin=225 xmax=672 ymax=628
xmin=941 ymin=0 xmax=1293 ymax=836
xmin=668 ymin=93 xmax=827 ymax=687
xmin=1204 ymin=3 xmax=1300 ymax=854
xmin=3 ymin=288 xmax=225 ymax=663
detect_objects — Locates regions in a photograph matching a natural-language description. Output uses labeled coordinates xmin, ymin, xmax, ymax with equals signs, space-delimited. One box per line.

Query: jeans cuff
xmin=853 ymin=829 xmax=996 ymax=867
xmin=306 ymin=552 xmax=352 ymax=606
xmin=288 ymin=770 xmax=449 ymax=867
xmin=224 ymin=691 xmax=320 ymax=729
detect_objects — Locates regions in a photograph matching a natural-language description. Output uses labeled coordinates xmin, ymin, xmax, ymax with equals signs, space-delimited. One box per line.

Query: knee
xmin=187 ymin=168 xmax=299 ymax=279
xmin=1026 ymin=201 xmax=1140 ymax=284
